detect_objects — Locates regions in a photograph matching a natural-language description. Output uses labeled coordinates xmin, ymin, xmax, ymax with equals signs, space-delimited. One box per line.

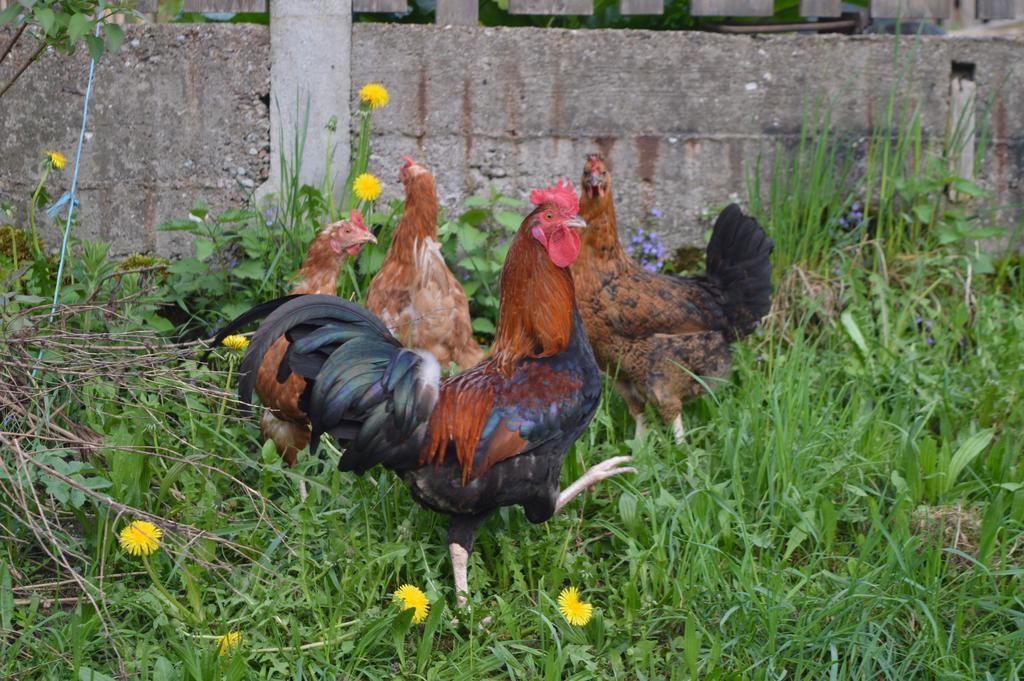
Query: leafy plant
xmin=437 ymin=186 xmax=526 ymax=337
xmin=0 ymin=0 xmax=132 ymax=100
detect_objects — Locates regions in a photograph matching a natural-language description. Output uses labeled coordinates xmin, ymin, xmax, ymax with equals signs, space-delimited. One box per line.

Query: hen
xmin=212 ymin=212 xmax=376 ymax=494
xmin=232 ymin=182 xmax=634 ymax=604
xmin=365 ymin=157 xmax=483 ymax=370
xmin=572 ymin=154 xmax=773 ymax=443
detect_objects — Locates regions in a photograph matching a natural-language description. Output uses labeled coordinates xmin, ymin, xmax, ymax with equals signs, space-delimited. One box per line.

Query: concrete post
xmin=263 ymin=0 xmax=351 ymax=196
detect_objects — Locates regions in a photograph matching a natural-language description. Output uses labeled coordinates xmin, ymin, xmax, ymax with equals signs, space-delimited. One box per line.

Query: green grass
xmin=2 ymin=241 xmax=1022 ymax=679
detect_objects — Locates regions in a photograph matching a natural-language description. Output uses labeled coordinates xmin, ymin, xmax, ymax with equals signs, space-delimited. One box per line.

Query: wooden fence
xmin=130 ymin=0 xmax=1024 ymax=20
xmin=3 ymin=0 xmax=1022 ymax=24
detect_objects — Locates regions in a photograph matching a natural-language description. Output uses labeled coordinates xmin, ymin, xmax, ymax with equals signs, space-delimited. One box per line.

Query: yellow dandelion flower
xmin=118 ymin=520 xmax=163 ymax=557
xmin=221 ymin=334 xmax=249 ymax=351
xmin=359 ymin=83 xmax=389 ymax=109
xmin=557 ymin=586 xmax=593 ymax=626
xmin=217 ymin=630 xmax=242 ymax=656
xmin=393 ymin=584 xmax=429 ymax=624
xmin=47 ymin=151 xmax=67 ymax=170
xmin=353 ymin=173 xmax=382 ymax=202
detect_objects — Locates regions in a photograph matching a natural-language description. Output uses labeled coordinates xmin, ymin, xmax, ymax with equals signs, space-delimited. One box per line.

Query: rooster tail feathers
xmin=204 ymin=294 xmax=306 ymax=363
xmin=310 ymin=345 xmax=440 ymax=473
xmin=234 ymin=294 xmax=438 ymax=473
xmin=704 ymin=204 xmax=774 ymax=339
xmin=237 ymin=294 xmax=392 ymax=407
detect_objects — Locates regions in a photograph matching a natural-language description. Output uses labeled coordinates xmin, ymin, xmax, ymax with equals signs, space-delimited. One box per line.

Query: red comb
xmin=349 ymin=209 xmax=368 ymax=231
xmin=401 ymin=155 xmax=415 ymax=169
xmin=529 ymin=180 xmax=579 ymax=216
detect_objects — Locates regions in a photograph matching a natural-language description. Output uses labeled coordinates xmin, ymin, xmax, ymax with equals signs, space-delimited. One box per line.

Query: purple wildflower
xmin=926 ymin=336 xmax=935 ymax=346
xmin=650 ymin=207 xmax=664 ymax=218
xmin=626 ymin=225 xmax=665 ymax=273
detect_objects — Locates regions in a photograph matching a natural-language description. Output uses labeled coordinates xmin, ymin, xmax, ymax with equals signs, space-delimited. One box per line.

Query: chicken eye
xmin=545 ymin=213 xmax=553 ymax=220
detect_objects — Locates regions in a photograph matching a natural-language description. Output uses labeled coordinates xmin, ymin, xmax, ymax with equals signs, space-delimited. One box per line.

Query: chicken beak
xmin=585 ymin=173 xmax=602 ymax=188
xmin=565 ymin=215 xmax=587 ymax=230
xmin=360 ymin=230 xmax=378 ymax=245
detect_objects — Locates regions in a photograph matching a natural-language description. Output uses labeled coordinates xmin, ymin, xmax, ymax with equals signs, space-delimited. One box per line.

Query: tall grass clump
xmin=750 ymin=39 xmax=1012 ymax=279
xmin=747 ymin=98 xmax=855 ymax=273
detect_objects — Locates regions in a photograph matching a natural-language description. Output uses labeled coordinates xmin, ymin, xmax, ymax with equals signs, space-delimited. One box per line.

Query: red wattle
xmin=546 ymin=224 xmax=581 ymax=268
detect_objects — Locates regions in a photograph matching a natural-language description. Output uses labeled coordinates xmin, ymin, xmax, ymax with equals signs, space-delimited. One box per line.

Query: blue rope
xmin=47 ymin=26 xmax=99 ymax=325
xmin=31 ymin=23 xmax=101 ymax=379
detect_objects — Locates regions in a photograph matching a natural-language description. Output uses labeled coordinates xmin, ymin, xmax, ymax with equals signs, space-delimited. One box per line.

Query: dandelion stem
xmin=216 ymin=355 xmax=236 ymax=432
xmin=27 ymin=166 xmax=51 ymax=258
xmin=141 ymin=554 xmax=195 ymax=624
xmin=341 ymin=105 xmax=373 ymax=211
xmin=250 ymin=622 xmax=359 ymax=652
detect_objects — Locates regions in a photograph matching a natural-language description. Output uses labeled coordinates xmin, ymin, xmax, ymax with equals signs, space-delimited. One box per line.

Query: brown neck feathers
xmin=488 ymin=215 xmax=576 ymax=375
xmin=389 ymin=173 xmax=439 ymax=264
xmin=579 ymin=187 xmax=627 ymax=261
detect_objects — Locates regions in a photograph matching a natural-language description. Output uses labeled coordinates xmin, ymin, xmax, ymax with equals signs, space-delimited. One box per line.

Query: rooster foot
xmin=555 ymin=456 xmax=637 ymax=514
xmin=671 ymin=415 xmax=685 ymax=445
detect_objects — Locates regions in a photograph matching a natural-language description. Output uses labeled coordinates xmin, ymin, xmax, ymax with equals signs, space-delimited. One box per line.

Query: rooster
xmin=212 ymin=212 xmax=376 ymax=497
xmin=231 ymin=182 xmax=634 ymax=604
xmin=366 ymin=157 xmax=484 ymax=370
xmin=572 ymin=154 xmax=773 ymax=443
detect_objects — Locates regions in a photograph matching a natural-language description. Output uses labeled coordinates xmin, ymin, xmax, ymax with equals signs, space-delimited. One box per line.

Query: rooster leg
xmin=447 ymin=513 xmax=490 ymax=608
xmin=449 ymin=543 xmax=470 ymax=608
xmin=634 ymin=413 xmax=647 ymax=440
xmin=555 ymin=456 xmax=637 ymax=514
xmin=671 ymin=415 xmax=685 ymax=445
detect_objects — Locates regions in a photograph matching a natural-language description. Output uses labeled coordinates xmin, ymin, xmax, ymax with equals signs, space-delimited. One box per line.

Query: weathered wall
xmin=0 ymin=25 xmax=269 ymax=256
xmin=2 ymin=24 xmax=1022 ymax=258
xmin=354 ymin=26 xmax=1024 ymax=252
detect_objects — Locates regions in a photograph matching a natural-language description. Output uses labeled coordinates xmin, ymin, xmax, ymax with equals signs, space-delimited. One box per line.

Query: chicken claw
xmin=555 ymin=456 xmax=636 ymax=514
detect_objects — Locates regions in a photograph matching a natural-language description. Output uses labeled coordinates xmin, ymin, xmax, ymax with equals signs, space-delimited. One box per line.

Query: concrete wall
xmin=2 ymin=24 xmax=1022 ymax=258
xmin=0 ymin=25 xmax=269 ymax=256
xmin=355 ymin=26 xmax=1024 ymax=252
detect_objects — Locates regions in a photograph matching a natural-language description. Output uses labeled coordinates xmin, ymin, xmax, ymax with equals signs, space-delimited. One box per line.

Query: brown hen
xmin=365 ymin=157 xmax=483 ymax=371
xmin=571 ymin=154 xmax=773 ymax=443
xmin=213 ymin=212 xmax=376 ymax=492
